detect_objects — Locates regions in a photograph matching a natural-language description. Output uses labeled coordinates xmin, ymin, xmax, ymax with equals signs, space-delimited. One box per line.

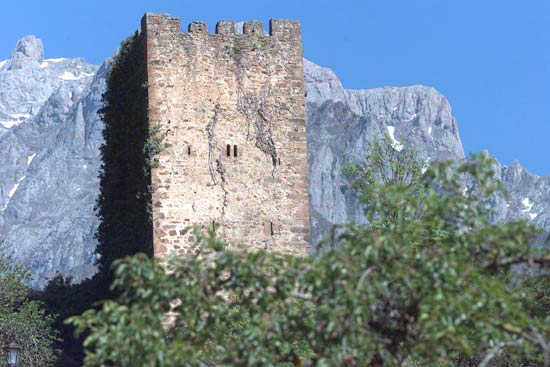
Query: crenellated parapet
xmin=142 ymin=13 xmax=301 ymax=40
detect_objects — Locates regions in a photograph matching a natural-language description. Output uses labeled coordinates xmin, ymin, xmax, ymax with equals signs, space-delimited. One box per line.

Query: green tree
xmin=71 ymin=138 xmax=550 ymax=366
xmin=0 ymin=250 xmax=58 ymax=366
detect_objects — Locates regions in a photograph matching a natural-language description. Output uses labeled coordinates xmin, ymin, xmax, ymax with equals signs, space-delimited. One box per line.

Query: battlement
xmin=142 ymin=13 xmax=300 ymax=39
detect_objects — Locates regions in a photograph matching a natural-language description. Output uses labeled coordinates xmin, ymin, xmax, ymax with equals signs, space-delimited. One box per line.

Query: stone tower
xmin=141 ymin=13 xmax=311 ymax=258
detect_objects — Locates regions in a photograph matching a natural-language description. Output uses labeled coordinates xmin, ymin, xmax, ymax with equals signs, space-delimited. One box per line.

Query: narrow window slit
xmin=187 ymin=146 xmax=191 ymax=155
xmin=263 ymin=222 xmax=272 ymax=236
xmin=226 ymin=144 xmax=231 ymax=157
xmin=233 ymin=145 xmax=238 ymax=157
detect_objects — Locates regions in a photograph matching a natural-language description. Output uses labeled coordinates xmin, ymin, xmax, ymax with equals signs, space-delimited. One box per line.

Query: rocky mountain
xmin=0 ymin=36 xmax=547 ymax=287
xmin=304 ymin=59 xmax=550 ymax=245
xmin=0 ymin=36 xmax=104 ymax=286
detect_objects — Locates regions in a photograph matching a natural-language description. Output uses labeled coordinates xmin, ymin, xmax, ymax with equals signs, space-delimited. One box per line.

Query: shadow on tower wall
xmin=39 ymin=32 xmax=156 ymax=367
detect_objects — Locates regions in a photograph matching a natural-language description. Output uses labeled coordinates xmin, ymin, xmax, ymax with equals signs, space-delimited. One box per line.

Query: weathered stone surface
xmin=142 ymin=13 xmax=311 ymax=257
xmin=486 ymin=159 xmax=550 ymax=246
xmin=10 ymin=36 xmax=44 ymax=70
xmin=216 ymin=21 xmax=235 ymax=35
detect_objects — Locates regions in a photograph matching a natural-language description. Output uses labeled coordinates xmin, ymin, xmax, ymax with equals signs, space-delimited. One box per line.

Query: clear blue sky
xmin=1 ymin=0 xmax=548 ymax=175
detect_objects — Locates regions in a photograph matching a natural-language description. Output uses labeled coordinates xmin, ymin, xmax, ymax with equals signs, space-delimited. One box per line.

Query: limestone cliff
xmin=304 ymin=59 xmax=549 ymax=246
xmin=0 ymin=36 xmax=547 ymax=287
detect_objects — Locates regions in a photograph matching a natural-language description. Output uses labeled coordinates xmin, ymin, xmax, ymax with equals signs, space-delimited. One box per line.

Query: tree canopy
xmin=71 ymin=139 xmax=550 ymax=366
xmin=0 ymin=249 xmax=57 ymax=367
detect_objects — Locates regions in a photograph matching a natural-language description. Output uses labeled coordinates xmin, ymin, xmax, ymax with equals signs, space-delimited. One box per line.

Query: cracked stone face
xmin=142 ymin=14 xmax=311 ymax=258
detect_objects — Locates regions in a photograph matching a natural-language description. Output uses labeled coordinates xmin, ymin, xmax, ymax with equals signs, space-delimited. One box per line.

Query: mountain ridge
xmin=0 ymin=36 xmax=547 ymax=287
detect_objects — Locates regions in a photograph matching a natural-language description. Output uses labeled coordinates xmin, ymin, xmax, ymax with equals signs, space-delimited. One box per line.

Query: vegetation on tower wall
xmin=39 ymin=32 xmax=162 ymax=367
xmin=0 ymin=249 xmax=57 ymax=367
xmin=95 ymin=31 xmax=155 ymax=282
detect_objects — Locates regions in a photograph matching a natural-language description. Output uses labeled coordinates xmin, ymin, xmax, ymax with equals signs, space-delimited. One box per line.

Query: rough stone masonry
xmin=141 ymin=13 xmax=311 ymax=258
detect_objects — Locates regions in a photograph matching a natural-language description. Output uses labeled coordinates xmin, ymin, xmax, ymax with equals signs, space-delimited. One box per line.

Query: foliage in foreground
xmin=71 ymin=140 xmax=550 ymax=366
xmin=0 ymin=250 xmax=57 ymax=366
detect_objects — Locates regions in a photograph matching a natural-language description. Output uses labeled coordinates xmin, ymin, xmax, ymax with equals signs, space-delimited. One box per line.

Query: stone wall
xmin=141 ymin=13 xmax=311 ymax=257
